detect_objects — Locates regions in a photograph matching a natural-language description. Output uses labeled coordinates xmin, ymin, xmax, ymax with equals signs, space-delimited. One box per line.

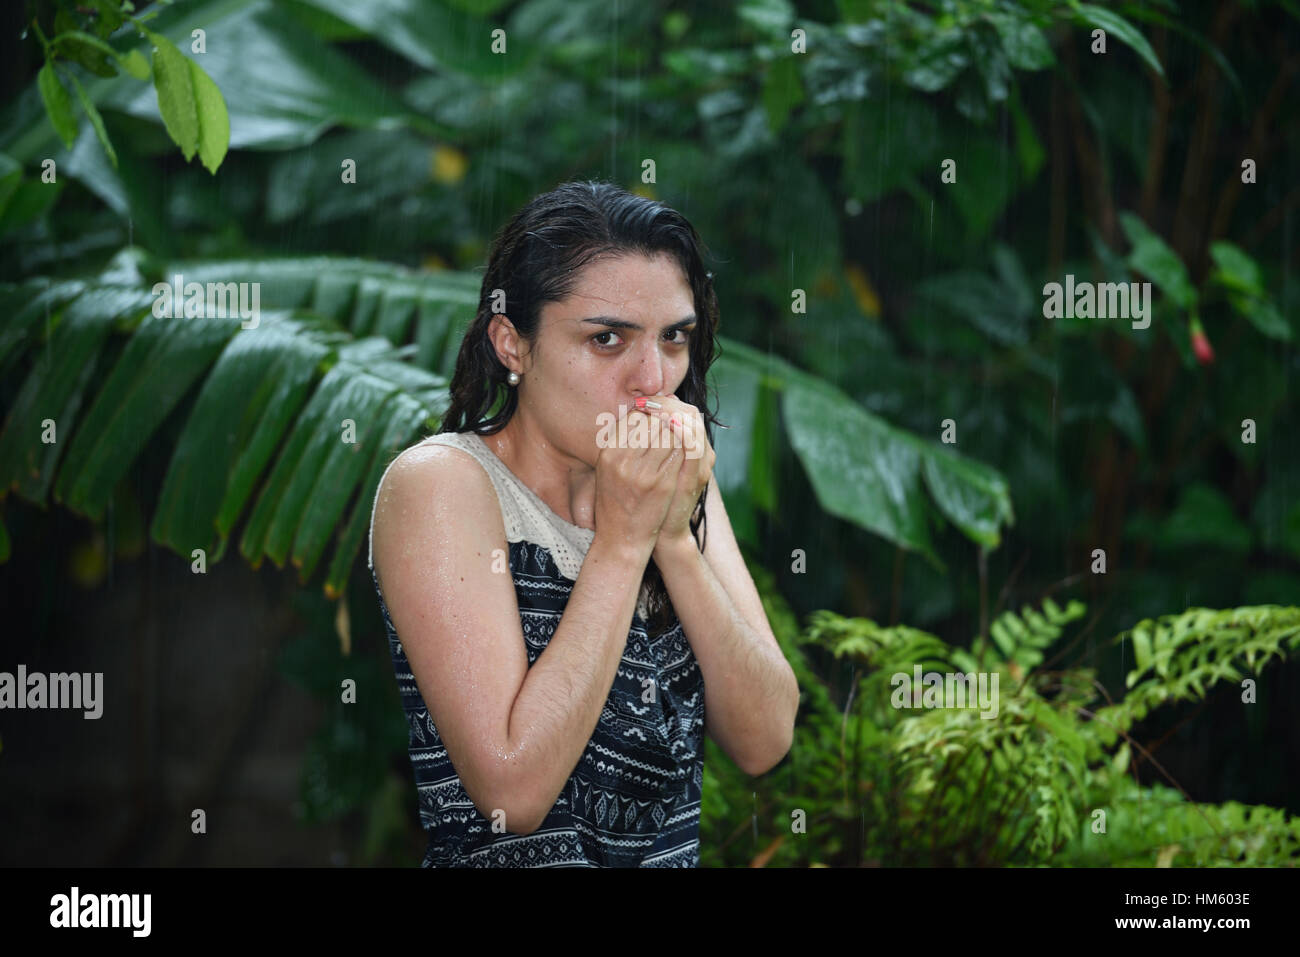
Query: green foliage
xmin=0 ymin=254 xmax=448 ymax=597
xmin=1208 ymin=241 xmax=1292 ymax=342
xmin=0 ymin=253 xmax=1015 ymax=587
xmin=37 ymin=61 xmax=78 ymax=149
xmin=953 ymin=595 xmax=1086 ymax=674
xmin=142 ymin=26 xmax=229 ymax=173
xmin=277 ymin=588 xmax=418 ymax=864
xmin=25 ymin=0 xmax=229 ymax=172
xmin=1090 ymin=605 xmax=1300 ymax=749
xmin=1060 ymin=777 xmax=1300 ymax=867
xmin=1120 ymin=212 xmax=1197 ymax=312
xmin=701 ymin=562 xmax=1300 ymax=867
xmin=1069 ymin=2 xmax=1165 ymax=78
xmin=4 ymin=0 xmax=1297 ymax=867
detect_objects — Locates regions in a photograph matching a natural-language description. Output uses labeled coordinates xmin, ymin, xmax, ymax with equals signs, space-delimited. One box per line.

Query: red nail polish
xmin=634 ymin=397 xmax=646 ymax=409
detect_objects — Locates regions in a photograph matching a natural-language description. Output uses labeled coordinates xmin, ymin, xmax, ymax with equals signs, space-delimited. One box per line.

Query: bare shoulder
xmin=366 ymin=435 xmax=526 ymax=824
xmin=371 ymin=437 xmax=506 ymax=582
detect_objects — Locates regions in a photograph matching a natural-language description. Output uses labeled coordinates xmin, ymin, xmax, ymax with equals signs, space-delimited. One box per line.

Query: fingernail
xmin=634 ymin=397 xmax=646 ymax=409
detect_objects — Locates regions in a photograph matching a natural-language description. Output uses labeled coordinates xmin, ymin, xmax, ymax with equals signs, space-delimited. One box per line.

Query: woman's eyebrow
xmin=579 ymin=315 xmax=697 ymax=332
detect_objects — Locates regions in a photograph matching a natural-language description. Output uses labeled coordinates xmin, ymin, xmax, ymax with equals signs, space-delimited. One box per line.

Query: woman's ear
xmin=487 ymin=314 xmax=521 ymax=369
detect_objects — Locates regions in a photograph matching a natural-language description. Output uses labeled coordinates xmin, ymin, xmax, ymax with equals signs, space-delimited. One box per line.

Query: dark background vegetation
xmin=1 ymin=0 xmax=1297 ymax=865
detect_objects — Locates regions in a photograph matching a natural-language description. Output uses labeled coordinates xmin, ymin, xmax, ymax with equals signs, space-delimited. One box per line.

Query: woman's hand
xmin=647 ymin=394 xmax=716 ymax=552
xmin=592 ymin=402 xmax=685 ymax=557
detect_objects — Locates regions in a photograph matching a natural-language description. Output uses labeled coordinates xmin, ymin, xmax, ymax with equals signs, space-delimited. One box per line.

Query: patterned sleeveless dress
xmin=367 ymin=429 xmax=706 ymax=867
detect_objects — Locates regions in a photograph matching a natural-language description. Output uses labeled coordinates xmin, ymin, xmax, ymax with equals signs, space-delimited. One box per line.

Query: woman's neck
xmin=482 ymin=417 xmax=597 ymax=531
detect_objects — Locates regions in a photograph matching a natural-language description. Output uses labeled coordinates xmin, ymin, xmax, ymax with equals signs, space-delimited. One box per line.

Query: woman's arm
xmin=653 ymin=480 xmax=799 ymax=776
xmin=372 ymin=445 xmax=653 ymax=835
xmin=501 ymin=532 xmax=651 ymax=831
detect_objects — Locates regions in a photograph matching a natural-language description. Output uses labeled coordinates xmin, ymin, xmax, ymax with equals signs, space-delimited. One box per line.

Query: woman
xmin=368 ymin=180 xmax=798 ymax=867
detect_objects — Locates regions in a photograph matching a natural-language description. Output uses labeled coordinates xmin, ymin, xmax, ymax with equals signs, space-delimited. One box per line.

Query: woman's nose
xmin=630 ymin=344 xmax=666 ymax=395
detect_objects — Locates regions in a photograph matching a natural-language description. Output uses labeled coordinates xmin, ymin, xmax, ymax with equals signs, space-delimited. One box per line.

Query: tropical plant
xmin=701 ymin=562 xmax=1300 ymax=867
xmin=28 ymin=0 xmax=231 ymax=174
xmin=0 ymin=249 xmax=1013 ymax=587
xmin=4 ymin=0 xmax=1297 ymax=864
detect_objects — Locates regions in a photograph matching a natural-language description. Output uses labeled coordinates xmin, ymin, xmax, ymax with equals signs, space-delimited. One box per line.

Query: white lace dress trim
xmin=368 ymin=430 xmax=649 ymax=621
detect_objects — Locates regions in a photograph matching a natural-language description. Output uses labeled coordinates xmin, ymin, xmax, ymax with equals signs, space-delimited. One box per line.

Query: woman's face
xmin=499 ymin=251 xmax=697 ymax=466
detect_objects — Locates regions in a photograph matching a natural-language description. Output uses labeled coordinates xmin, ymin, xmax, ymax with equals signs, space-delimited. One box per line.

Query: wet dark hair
xmin=438 ymin=179 xmax=722 ymax=634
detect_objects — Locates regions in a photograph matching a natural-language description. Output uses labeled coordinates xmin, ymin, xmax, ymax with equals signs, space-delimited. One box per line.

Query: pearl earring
xmin=507 ymin=371 xmax=520 ymax=385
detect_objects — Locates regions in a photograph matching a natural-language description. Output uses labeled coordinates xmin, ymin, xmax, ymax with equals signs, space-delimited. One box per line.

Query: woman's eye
xmin=592 ymin=328 xmax=692 ymax=350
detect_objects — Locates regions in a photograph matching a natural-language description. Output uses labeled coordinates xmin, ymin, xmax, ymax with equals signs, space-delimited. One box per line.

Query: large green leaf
xmin=53 ymin=309 xmax=240 ymax=520
xmin=238 ymin=345 xmax=378 ymax=566
xmin=160 ymin=257 xmax=480 ymax=343
xmin=0 ymin=286 xmax=153 ymax=501
xmin=783 ymin=383 xmax=937 ymax=563
xmin=2 ymin=254 xmax=1015 ymax=595
xmin=707 ymin=337 xmax=1014 ymax=561
xmin=37 ymin=62 xmax=77 ymax=150
xmin=213 ymin=330 xmax=344 ymax=548
xmin=987 ymin=12 xmax=1055 ymax=70
xmin=707 ymin=352 xmax=765 ymax=547
xmin=0 ymin=279 xmax=87 ymax=369
xmin=1070 ymin=2 xmax=1165 ymax=79
xmin=144 ymin=27 xmax=199 ymax=161
xmin=151 ymin=316 xmax=333 ymax=558
xmin=902 ymin=27 xmax=969 ymax=92
xmin=300 ymin=389 xmax=432 ymax=585
xmin=264 ymin=129 xmax=435 ymax=226
xmin=117 ymin=1 xmax=418 ymax=150
xmin=914 ymin=269 xmax=1030 ymax=346
xmin=1120 ymin=212 xmax=1196 ymax=310
xmin=3 ymin=263 xmax=456 ymax=593
xmin=295 ymin=0 xmax=518 ymax=79
xmin=64 ymin=71 xmax=118 ymax=169
xmin=188 ymin=55 xmax=231 ymax=174
xmin=238 ymin=339 xmax=445 ymax=571
xmin=285 ymin=372 xmax=436 ymax=579
xmin=921 ymin=448 xmax=1015 ymax=549
xmin=1210 ymin=241 xmax=1292 ymax=342
xmin=325 ymin=391 xmax=432 ymax=596
xmin=1 ymin=0 xmax=428 ymax=163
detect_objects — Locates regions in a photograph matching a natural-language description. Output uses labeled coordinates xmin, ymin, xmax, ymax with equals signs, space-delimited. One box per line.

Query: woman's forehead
xmin=548 ymin=257 xmax=693 ymax=320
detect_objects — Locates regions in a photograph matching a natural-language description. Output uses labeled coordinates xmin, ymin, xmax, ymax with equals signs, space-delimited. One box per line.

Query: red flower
xmin=1190 ymin=317 xmax=1215 ymax=365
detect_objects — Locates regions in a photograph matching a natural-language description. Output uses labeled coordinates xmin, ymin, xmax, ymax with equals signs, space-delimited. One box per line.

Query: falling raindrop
xmin=105 ymin=494 xmax=114 ymax=587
